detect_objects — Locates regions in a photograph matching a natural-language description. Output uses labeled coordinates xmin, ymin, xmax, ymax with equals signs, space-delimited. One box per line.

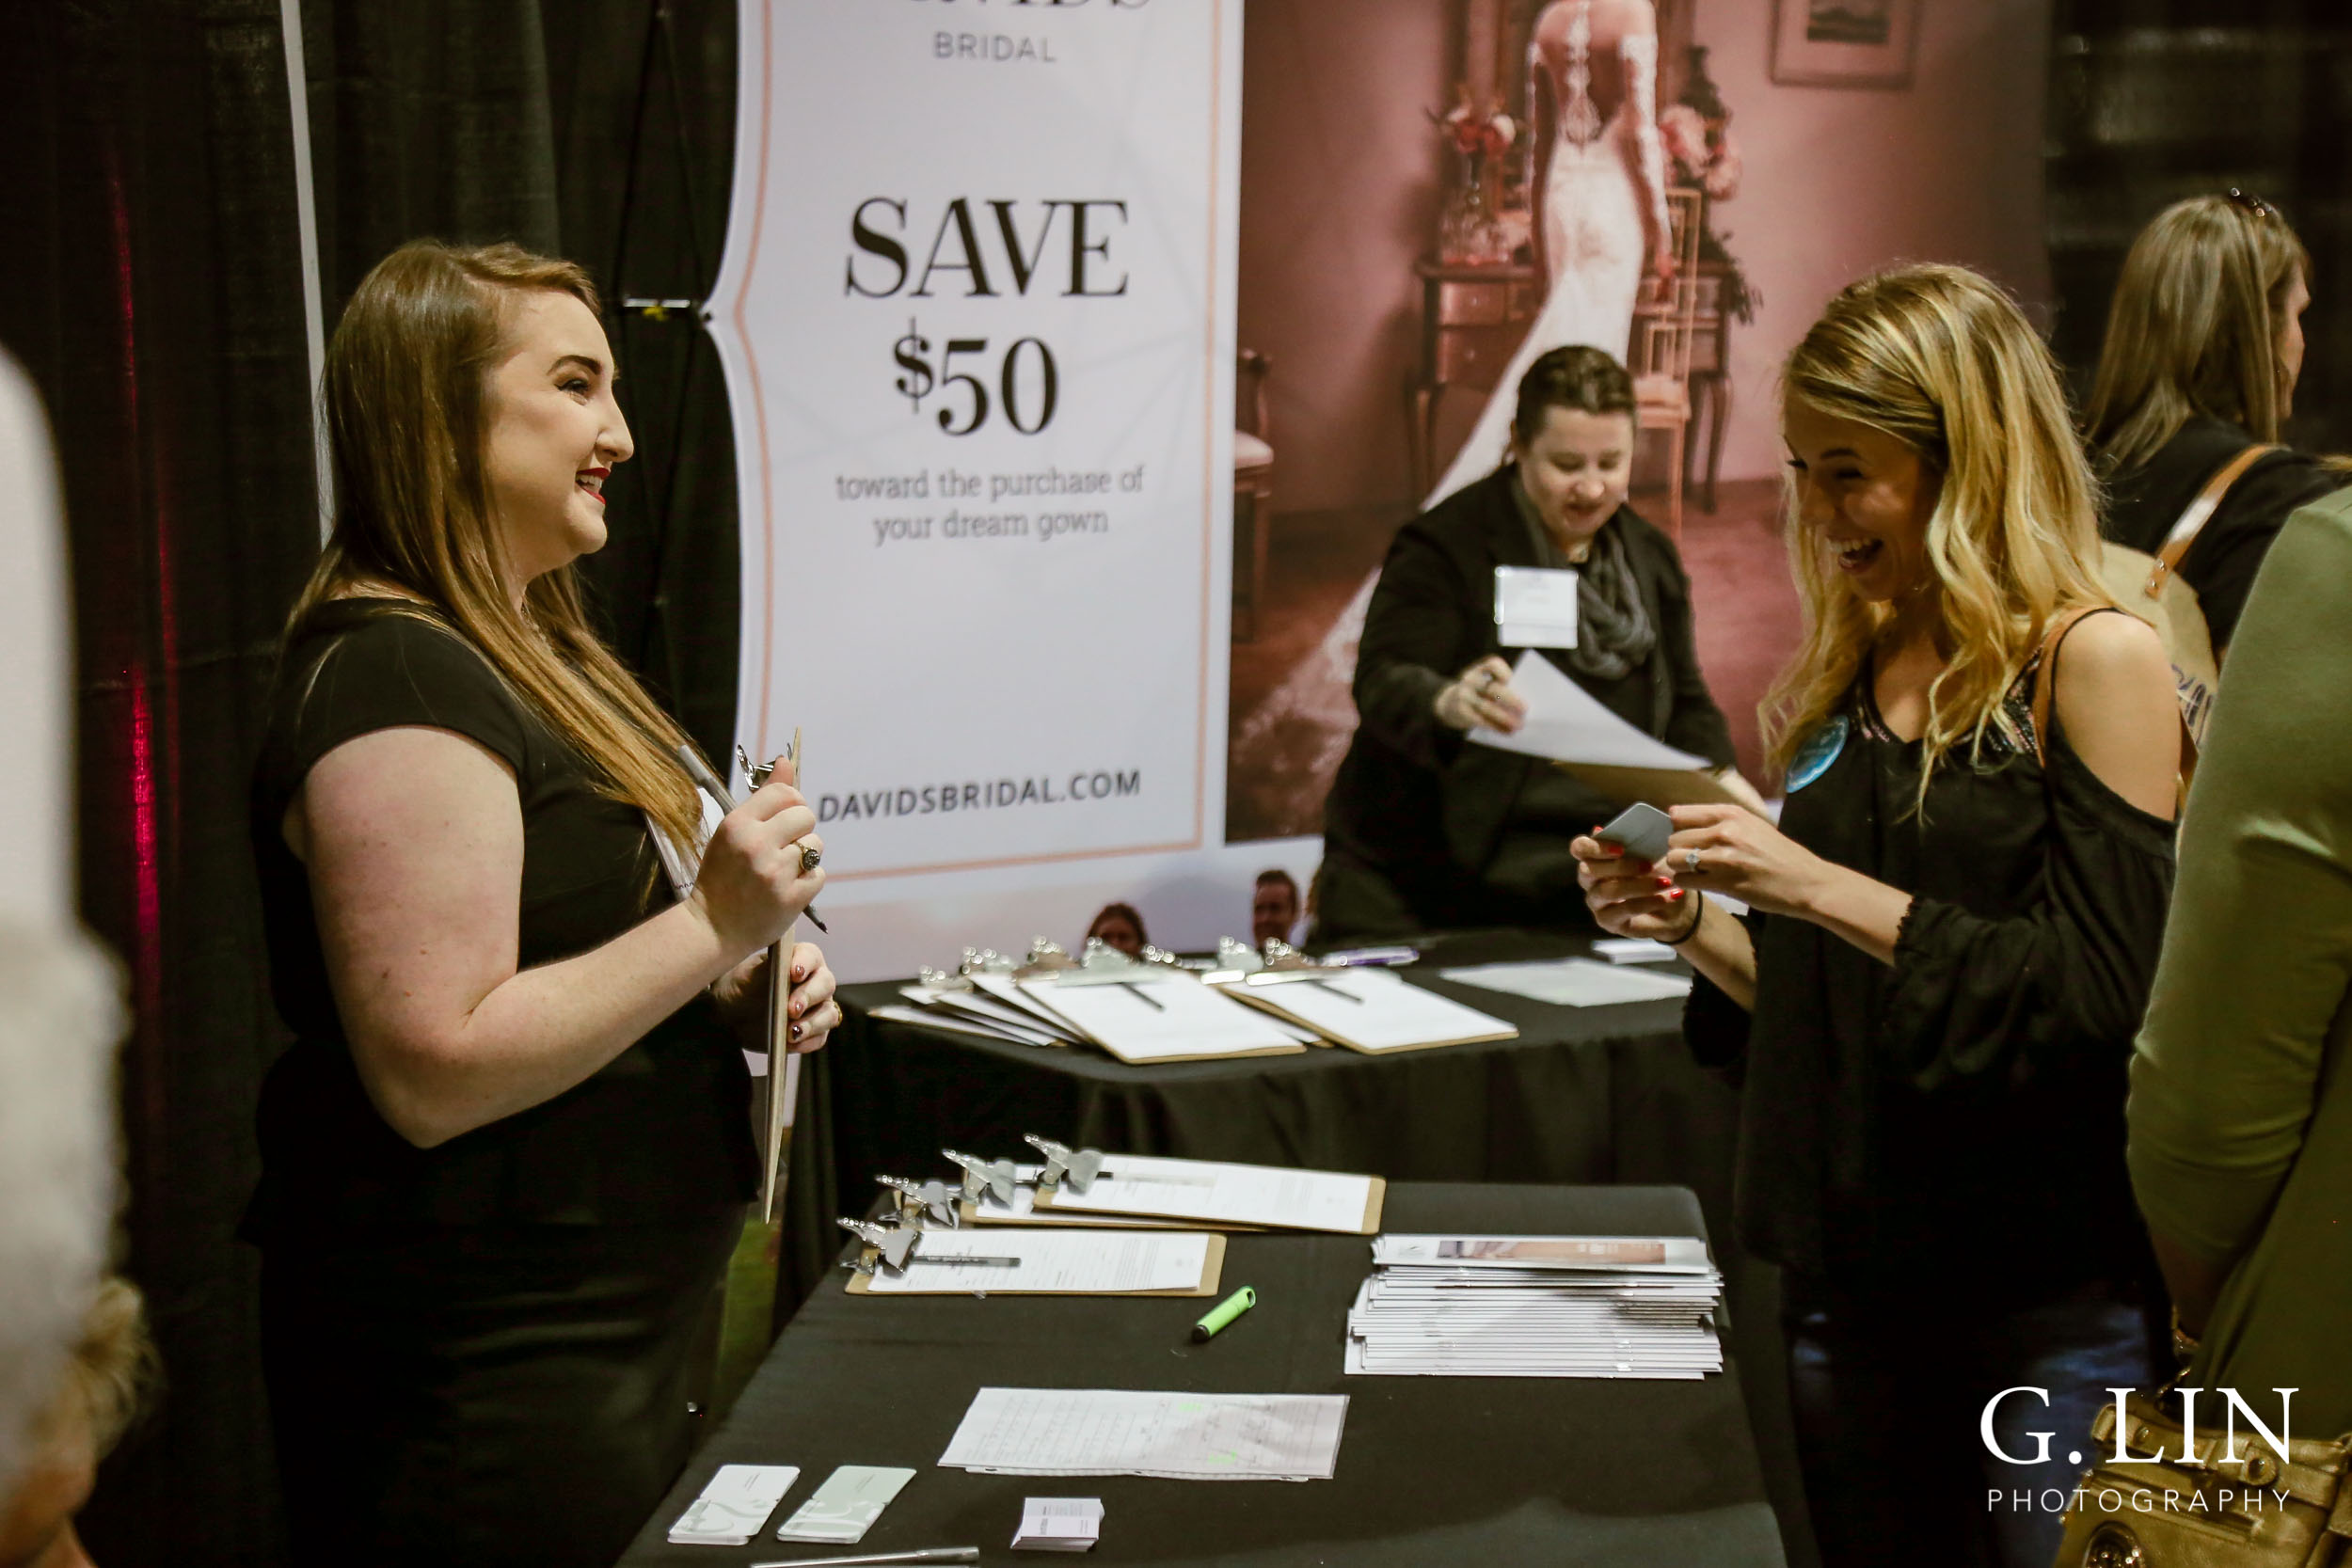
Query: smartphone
xmin=1597 ymin=801 xmax=1675 ymax=864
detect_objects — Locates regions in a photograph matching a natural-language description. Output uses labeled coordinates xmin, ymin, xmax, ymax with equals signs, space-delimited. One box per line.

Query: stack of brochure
xmin=1345 ymin=1234 xmax=1724 ymax=1380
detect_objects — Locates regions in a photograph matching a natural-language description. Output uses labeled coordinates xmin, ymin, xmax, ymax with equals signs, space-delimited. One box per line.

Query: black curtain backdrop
xmin=0 ymin=4 xmax=743 ymax=1562
xmin=0 ymin=2 xmax=321 ymax=1561
xmin=2046 ymin=0 xmax=2352 ymax=454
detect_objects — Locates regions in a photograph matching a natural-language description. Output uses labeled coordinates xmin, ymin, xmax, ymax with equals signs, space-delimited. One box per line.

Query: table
xmin=787 ymin=932 xmax=1723 ymax=1309
xmin=776 ymin=930 xmax=1820 ymax=1565
xmin=625 ymin=1182 xmax=1788 ymax=1566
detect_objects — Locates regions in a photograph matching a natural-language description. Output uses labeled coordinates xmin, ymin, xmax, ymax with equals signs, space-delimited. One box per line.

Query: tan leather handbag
xmin=2051 ymin=1390 xmax=2352 ymax=1566
xmin=2095 ymin=444 xmax=2276 ymax=777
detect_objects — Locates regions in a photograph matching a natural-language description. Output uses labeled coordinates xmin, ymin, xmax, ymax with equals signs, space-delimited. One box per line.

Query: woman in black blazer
xmin=1317 ymin=346 xmax=1747 ymax=941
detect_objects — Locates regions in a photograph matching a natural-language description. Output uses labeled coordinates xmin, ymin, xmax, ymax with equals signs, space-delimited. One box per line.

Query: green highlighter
xmin=1192 ymin=1286 xmax=1257 ymax=1342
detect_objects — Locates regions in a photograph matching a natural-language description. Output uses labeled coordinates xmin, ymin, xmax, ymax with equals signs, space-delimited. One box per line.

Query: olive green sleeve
xmin=2127 ymin=493 xmax=2352 ymax=1266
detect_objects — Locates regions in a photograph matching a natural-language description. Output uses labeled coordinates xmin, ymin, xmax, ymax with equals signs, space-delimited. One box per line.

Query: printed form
xmin=856 ymin=1227 xmax=1212 ymax=1294
xmin=1040 ymin=1155 xmax=1375 ymax=1232
xmin=939 ymin=1388 xmax=1349 ymax=1481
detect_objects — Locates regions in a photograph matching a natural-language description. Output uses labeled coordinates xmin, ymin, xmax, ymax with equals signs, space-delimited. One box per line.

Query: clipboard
xmin=844 ymin=1231 xmax=1227 ymax=1296
xmin=1033 ymin=1161 xmax=1388 ymax=1236
xmin=959 ymin=1198 xmax=1265 ymax=1232
xmin=1226 ymin=973 xmax=1518 ymax=1056
xmin=1019 ymin=975 xmax=1310 ymax=1066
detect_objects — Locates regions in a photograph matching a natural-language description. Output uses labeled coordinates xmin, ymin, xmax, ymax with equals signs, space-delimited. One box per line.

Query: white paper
xmin=1438 ymin=957 xmax=1692 ymax=1008
xmin=772 ymin=1465 xmax=914 ymax=1544
xmin=1592 ymin=937 xmax=1677 ymax=965
xmin=1494 ymin=565 xmax=1580 ymax=649
xmin=1041 ymin=1154 xmax=1375 ymax=1232
xmin=1020 ymin=974 xmax=1305 ymax=1064
xmin=1239 ymin=968 xmax=1516 ymax=1053
xmin=1013 ymin=1496 xmax=1104 ymax=1552
xmin=939 ymin=1387 xmax=1349 ymax=1481
xmin=870 ymin=1004 xmax=1062 ymax=1049
xmin=967 ymin=1169 xmax=1200 ymax=1230
xmin=1348 ymin=1233 xmax=1724 ymax=1381
xmin=899 ymin=984 xmax=1080 ymax=1043
xmin=1468 ymin=650 xmax=1711 ymax=769
xmin=667 ymin=1464 xmax=800 ymax=1545
xmin=1372 ymin=1235 xmax=1715 ymax=1274
xmin=857 ymin=1227 xmax=1211 ymax=1294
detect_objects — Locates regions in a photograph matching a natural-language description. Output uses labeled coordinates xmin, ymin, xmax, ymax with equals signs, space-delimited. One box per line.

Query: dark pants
xmin=261 ymin=1208 xmax=741 ymax=1568
xmin=1785 ymin=1278 xmax=2163 ymax=1568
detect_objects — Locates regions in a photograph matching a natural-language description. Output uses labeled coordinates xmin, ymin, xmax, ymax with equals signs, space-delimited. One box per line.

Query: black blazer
xmin=1322 ymin=467 xmax=1735 ymax=919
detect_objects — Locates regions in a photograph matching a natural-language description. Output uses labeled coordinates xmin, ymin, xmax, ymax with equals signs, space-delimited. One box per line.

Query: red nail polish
xmin=1655 ymin=876 xmax=1674 ymax=888
xmin=1666 ymin=888 xmax=1686 ymax=901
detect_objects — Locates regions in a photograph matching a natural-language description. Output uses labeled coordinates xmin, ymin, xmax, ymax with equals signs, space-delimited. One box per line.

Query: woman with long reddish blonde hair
xmin=249 ymin=240 xmax=835 ymax=1565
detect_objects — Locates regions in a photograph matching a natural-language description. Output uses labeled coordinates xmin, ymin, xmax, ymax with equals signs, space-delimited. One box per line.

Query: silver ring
xmin=1682 ymin=847 xmax=1703 ymax=873
xmin=798 ymin=840 xmax=823 ymax=872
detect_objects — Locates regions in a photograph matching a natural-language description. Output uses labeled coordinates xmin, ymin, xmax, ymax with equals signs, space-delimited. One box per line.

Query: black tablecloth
xmin=784 ymin=931 xmax=1725 ymax=1310
xmin=625 ymin=1182 xmax=1787 ymax=1567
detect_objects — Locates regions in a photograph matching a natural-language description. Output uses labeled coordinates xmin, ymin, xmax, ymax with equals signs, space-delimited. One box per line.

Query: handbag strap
xmin=2027 ymin=607 xmax=2102 ymax=769
xmin=2147 ymin=442 xmax=2280 ymax=595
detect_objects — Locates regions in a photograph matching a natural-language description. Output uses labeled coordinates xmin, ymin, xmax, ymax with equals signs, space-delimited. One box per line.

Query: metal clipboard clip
xmin=1023 ymin=1134 xmax=1104 ymax=1194
xmin=941 ymin=1148 xmax=1021 ymax=1207
xmin=835 ymin=1215 xmax=1018 ymax=1276
xmin=877 ymin=1174 xmax=961 ymax=1227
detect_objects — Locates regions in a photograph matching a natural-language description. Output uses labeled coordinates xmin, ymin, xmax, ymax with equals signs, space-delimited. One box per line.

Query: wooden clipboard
xmin=843 ymin=1231 xmax=1226 ymax=1296
xmin=1225 ymin=985 xmax=1517 ymax=1056
xmin=1034 ymin=1170 xmax=1389 ymax=1236
xmin=957 ymin=1199 xmax=1251 ymax=1230
xmin=1091 ymin=1037 xmax=1307 ymax=1067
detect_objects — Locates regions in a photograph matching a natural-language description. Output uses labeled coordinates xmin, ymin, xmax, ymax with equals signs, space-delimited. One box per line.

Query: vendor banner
xmin=709 ymin=0 xmax=1240 ymax=911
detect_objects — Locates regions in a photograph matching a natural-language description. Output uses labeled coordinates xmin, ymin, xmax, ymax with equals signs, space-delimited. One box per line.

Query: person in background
xmin=1085 ymin=902 xmax=1148 ymax=958
xmin=2087 ymin=190 xmax=2344 ymax=656
xmin=1319 ymin=345 xmax=1752 ymax=942
xmin=1579 ymin=265 xmax=2181 ymax=1568
xmin=2126 ymin=489 xmax=2352 ymax=1447
xmin=0 ymin=1279 xmax=154 ymax=1568
xmin=1250 ymin=869 xmax=1299 ymax=947
xmin=249 ymin=242 xmax=838 ymax=1566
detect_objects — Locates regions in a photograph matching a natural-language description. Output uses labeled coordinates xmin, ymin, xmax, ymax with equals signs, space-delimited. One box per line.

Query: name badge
xmin=1785 ymin=715 xmax=1849 ymax=793
xmin=1494 ymin=566 xmax=1580 ymax=650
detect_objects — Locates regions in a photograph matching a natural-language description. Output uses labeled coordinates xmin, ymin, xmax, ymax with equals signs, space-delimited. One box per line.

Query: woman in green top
xmin=2128 ymin=489 xmax=2352 ymax=1439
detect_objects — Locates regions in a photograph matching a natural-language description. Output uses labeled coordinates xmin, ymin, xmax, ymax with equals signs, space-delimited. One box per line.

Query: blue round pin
xmin=1785 ymin=714 xmax=1850 ymax=794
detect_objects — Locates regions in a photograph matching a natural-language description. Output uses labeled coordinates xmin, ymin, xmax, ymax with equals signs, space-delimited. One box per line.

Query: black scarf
xmin=1511 ymin=473 xmax=1657 ymax=682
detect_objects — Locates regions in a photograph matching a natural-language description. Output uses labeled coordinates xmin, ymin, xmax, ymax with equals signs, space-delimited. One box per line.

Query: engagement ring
xmin=1682 ymin=847 xmax=1704 ymax=872
xmin=799 ymin=841 xmax=823 ymax=872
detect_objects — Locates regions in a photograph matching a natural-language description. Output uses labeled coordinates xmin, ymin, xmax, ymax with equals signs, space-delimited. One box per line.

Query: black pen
xmin=1120 ymin=980 xmax=1167 ymax=1011
xmin=1304 ymin=976 xmax=1363 ymax=1004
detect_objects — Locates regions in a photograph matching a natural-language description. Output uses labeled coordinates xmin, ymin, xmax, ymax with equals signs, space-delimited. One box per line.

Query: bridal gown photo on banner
xmin=1426 ymin=0 xmax=1670 ymax=507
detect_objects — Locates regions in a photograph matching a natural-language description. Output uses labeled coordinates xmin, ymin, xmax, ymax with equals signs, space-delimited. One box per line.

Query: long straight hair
xmin=2086 ymin=194 xmax=2310 ymax=471
xmin=1766 ymin=264 xmax=2110 ymax=799
xmin=286 ymin=240 xmax=704 ymax=860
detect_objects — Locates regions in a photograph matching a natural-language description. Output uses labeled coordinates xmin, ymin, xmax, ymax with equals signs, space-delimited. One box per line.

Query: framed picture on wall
xmin=1770 ymin=0 xmax=1918 ymax=88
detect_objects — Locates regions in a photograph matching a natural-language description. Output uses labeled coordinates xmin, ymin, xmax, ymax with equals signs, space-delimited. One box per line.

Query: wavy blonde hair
xmin=285 ymin=240 xmax=703 ymax=861
xmin=2086 ymin=194 xmax=2310 ymax=472
xmin=1765 ymin=264 xmax=2109 ymax=795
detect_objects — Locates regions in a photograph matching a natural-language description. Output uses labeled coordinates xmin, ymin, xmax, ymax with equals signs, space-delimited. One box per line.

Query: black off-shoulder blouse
xmin=1683 ymin=623 xmax=2175 ymax=1304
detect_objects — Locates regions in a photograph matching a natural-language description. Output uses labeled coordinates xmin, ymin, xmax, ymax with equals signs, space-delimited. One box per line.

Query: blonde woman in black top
xmin=1578 ymin=266 xmax=2180 ymax=1567
xmin=249 ymin=242 xmax=836 ymax=1565
xmin=2089 ymin=191 xmax=2344 ymax=653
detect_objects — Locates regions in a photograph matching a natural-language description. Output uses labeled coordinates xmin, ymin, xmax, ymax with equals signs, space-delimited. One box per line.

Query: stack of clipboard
xmin=843 ymin=1147 xmax=1386 ymax=1298
xmin=876 ymin=949 xmax=1518 ymax=1064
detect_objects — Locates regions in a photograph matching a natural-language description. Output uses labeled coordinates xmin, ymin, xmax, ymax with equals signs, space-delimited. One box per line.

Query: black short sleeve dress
xmin=246 ymin=599 xmax=758 ymax=1567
